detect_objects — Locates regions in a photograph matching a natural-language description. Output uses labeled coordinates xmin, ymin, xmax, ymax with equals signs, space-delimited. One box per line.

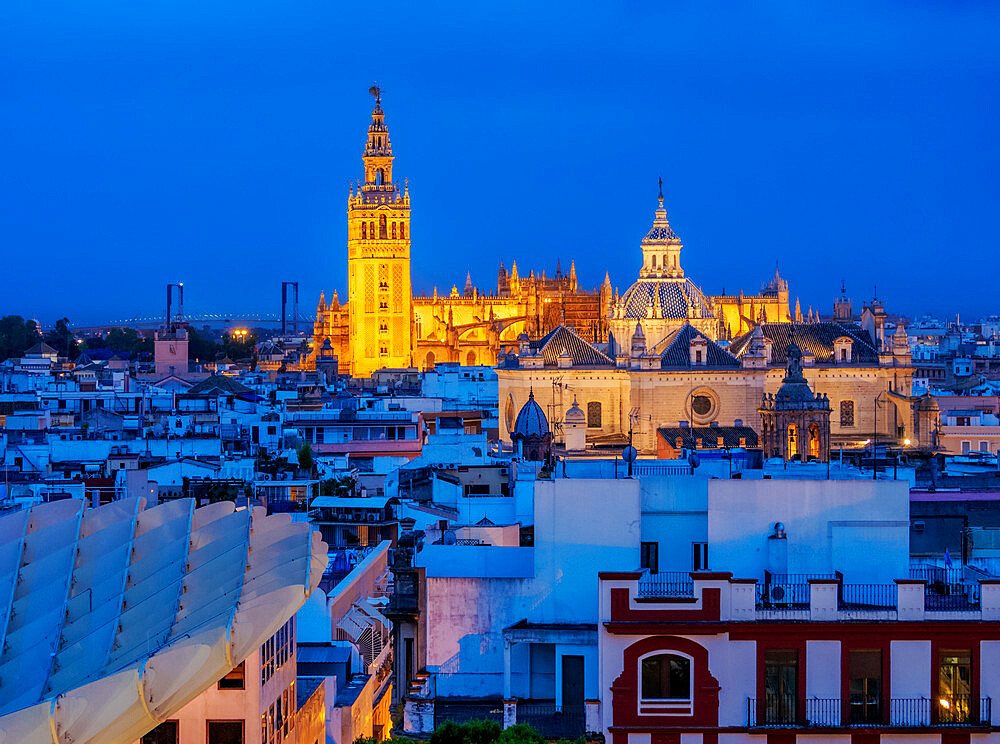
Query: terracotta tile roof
xmin=186 ymin=374 xmax=254 ymax=396
xmin=657 ymin=425 xmax=760 ymax=448
xmin=530 ymin=325 xmax=614 ymax=367
xmin=730 ymin=322 xmax=879 ymax=365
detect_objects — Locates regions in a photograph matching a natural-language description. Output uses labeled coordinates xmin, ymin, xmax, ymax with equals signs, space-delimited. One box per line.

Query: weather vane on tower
xmin=369 ymin=82 xmax=381 ymax=103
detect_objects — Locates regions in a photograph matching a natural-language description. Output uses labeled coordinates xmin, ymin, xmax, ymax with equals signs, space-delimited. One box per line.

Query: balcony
xmin=747 ymin=696 xmax=992 ymax=728
xmin=637 ymin=571 xmax=695 ymax=598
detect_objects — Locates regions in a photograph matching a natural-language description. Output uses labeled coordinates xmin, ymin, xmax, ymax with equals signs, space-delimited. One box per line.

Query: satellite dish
xmin=622 ymin=445 xmax=638 ymax=463
xmin=442 ymin=530 xmax=457 ymax=545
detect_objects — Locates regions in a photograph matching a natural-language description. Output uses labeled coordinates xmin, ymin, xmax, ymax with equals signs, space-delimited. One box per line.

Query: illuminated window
xmin=641 ymin=654 xmax=691 ymax=700
xmin=938 ymin=649 xmax=972 ymax=723
xmin=840 ymin=400 xmax=855 ymax=427
xmin=587 ymin=401 xmax=602 ymax=428
xmin=369 ymin=221 xmax=375 ymax=239
xmin=218 ymin=661 xmax=245 ymax=690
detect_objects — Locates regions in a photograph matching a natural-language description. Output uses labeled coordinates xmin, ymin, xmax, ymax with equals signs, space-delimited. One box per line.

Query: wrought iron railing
xmin=839 ymin=583 xmax=897 ymax=610
xmin=638 ymin=571 xmax=695 ymax=597
xmin=516 ymin=701 xmax=586 ymax=738
xmin=747 ymin=697 xmax=991 ymax=727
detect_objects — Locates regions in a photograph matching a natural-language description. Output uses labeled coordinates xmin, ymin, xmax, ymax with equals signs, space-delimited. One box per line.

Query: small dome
xmin=915 ymin=394 xmax=939 ymax=412
xmin=565 ymin=397 xmax=586 ymax=424
xmin=514 ymin=389 xmax=550 ymax=438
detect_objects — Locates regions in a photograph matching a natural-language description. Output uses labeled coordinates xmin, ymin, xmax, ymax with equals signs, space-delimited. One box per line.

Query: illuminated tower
xmin=347 ymin=86 xmax=413 ymax=376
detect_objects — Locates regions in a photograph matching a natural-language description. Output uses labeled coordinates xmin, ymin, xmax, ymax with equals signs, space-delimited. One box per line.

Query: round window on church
xmin=692 ymin=395 xmax=712 ymax=416
xmin=687 ymin=388 xmax=720 ymax=425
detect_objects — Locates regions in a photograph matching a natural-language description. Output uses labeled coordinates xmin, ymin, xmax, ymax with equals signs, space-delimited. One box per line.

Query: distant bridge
xmin=71 ymin=312 xmax=315 ymax=334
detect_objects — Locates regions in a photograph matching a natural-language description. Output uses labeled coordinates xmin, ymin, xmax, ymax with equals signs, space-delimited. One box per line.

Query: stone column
xmin=503 ymin=699 xmax=517 ymax=730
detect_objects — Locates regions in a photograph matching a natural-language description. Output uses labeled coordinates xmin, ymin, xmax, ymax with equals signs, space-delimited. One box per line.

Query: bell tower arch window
xmin=379 ymin=214 xmax=388 ymax=239
xmin=370 ymin=221 xmax=375 ymax=239
xmin=392 ymin=222 xmax=397 ymax=239
xmin=361 ymin=221 xmax=367 ymax=239
xmin=400 ymin=223 xmax=406 ymax=240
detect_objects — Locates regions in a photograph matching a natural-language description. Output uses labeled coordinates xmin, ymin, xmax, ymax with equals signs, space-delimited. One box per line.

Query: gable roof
xmin=187 ymin=374 xmax=254 ymax=396
xmin=651 ymin=324 xmax=741 ymax=369
xmin=500 ymin=325 xmax=613 ymax=369
xmin=730 ymin=322 xmax=880 ymax=365
xmin=25 ymin=341 xmax=58 ymax=356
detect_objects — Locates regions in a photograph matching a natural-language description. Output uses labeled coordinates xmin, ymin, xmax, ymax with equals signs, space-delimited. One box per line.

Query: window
xmin=587 ymin=401 xmax=602 ymax=428
xmin=979 ymin=441 xmax=989 ymax=453
xmin=640 ymin=542 xmax=659 ymax=574
xmin=219 ymin=660 xmax=245 ymax=689
xmin=695 ymin=350 xmax=703 ymax=364
xmin=841 ymin=348 xmax=848 ymax=361
xmin=400 ymin=222 xmax=406 ymax=239
xmin=641 ymin=653 xmax=691 ymax=700
xmin=962 ymin=441 xmax=971 ymax=454
xmin=392 ymin=222 xmax=397 ymax=238
xmin=691 ymin=395 xmax=712 ymax=416
xmin=362 ymin=221 xmax=367 ymax=239
xmin=840 ymin=400 xmax=855 ymax=427
xmin=141 ymin=721 xmax=178 ymax=744
xmin=208 ymin=721 xmax=244 ymax=744
xmin=764 ymin=649 xmax=798 ymax=725
xmin=379 ymin=214 xmax=388 ymax=239
xmin=938 ymin=649 xmax=972 ymax=723
xmin=692 ymin=542 xmax=708 ymax=571
xmin=848 ymin=649 xmax=882 ymax=724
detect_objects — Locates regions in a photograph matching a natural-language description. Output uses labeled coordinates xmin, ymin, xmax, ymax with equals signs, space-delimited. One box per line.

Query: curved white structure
xmin=0 ymin=497 xmax=327 ymax=744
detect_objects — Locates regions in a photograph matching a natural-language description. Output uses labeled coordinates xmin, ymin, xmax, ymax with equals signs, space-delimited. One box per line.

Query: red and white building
xmin=599 ymin=571 xmax=1000 ymax=744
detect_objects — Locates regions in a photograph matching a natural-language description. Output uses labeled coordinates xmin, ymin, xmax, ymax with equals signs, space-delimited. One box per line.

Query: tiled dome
xmin=513 ymin=389 xmax=550 ymax=438
xmin=620 ymin=278 xmax=712 ymax=320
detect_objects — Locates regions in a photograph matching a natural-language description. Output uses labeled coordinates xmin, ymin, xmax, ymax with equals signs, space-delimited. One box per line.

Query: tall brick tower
xmin=347 ymin=85 xmax=413 ymax=376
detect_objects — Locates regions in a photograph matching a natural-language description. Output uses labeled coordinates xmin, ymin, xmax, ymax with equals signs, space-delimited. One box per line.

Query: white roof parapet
xmin=0 ymin=496 xmax=327 ymax=744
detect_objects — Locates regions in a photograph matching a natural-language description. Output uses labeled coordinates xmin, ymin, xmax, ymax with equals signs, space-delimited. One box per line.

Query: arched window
xmin=362 ymin=222 xmax=367 ymax=239
xmin=466 ymin=350 xmax=476 ymax=366
xmin=379 ymin=214 xmax=388 ymax=239
xmin=504 ymin=394 xmax=516 ymax=433
xmin=651 ymin=255 xmax=658 ymax=270
xmin=424 ymin=351 xmax=435 ymax=371
xmin=641 ymin=654 xmax=692 ymax=701
xmin=587 ymin=401 xmax=602 ymax=428
xmin=808 ymin=422 xmax=820 ymax=459
xmin=370 ymin=221 xmax=375 ymax=239
xmin=787 ymin=423 xmax=798 ymax=459
xmin=399 ymin=223 xmax=406 ymax=239
xmin=392 ymin=222 xmax=397 ymax=239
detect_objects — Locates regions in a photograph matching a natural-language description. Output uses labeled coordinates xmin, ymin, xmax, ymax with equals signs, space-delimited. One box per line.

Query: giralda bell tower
xmin=347 ymin=85 xmax=413 ymax=377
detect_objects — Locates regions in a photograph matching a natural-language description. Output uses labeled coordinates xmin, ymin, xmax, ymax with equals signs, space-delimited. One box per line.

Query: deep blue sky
xmin=1 ymin=2 xmax=998 ymax=326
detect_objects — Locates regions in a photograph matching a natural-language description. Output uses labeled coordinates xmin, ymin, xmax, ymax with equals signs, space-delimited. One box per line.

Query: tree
xmin=0 ymin=315 xmax=40 ymax=361
xmin=44 ymin=317 xmax=78 ymax=359
xmin=320 ymin=475 xmax=356 ymax=497
xmin=187 ymin=327 xmax=221 ymax=362
xmin=297 ymin=443 xmax=314 ymax=473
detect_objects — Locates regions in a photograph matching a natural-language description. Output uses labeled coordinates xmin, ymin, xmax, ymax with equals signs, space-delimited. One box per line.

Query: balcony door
xmin=848 ymin=649 xmax=882 ymax=724
xmin=764 ymin=649 xmax=798 ymax=725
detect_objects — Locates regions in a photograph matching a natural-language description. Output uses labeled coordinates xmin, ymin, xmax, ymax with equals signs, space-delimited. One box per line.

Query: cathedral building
xmin=497 ymin=198 xmax=928 ymax=455
xmin=309 ymin=89 xmax=613 ymax=378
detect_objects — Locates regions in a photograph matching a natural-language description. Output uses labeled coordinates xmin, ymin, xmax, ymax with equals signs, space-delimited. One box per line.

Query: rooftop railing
xmin=747 ymin=696 xmax=991 ymax=728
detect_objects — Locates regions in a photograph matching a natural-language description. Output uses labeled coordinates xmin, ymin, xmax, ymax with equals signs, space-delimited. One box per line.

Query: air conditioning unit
xmin=769 ymin=585 xmax=788 ymax=604
xmin=367 ymin=514 xmax=377 ymax=522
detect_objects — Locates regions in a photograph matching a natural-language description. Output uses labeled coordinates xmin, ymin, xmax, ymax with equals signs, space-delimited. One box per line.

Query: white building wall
xmin=708 ymin=479 xmax=909 ymax=582
xmin=806 ymin=641 xmax=841 ymax=699
xmin=981 ymin=641 xmax=1000 ymax=726
xmin=890 ymin=640 xmax=932 ymax=699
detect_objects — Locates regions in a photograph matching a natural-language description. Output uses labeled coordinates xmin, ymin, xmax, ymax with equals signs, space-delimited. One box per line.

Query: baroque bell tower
xmin=347 ymin=85 xmax=413 ymax=376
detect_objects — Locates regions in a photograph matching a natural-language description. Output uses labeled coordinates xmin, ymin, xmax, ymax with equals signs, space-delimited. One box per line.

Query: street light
xmin=873 ymin=391 xmax=887 ymax=480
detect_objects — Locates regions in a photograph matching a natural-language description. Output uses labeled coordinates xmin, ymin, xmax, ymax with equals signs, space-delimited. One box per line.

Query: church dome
xmin=565 ymin=397 xmax=586 ymax=425
xmin=915 ymin=393 xmax=939 ymax=412
xmin=620 ymin=279 xmax=712 ymax=320
xmin=513 ymin=389 xmax=550 ymax=438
